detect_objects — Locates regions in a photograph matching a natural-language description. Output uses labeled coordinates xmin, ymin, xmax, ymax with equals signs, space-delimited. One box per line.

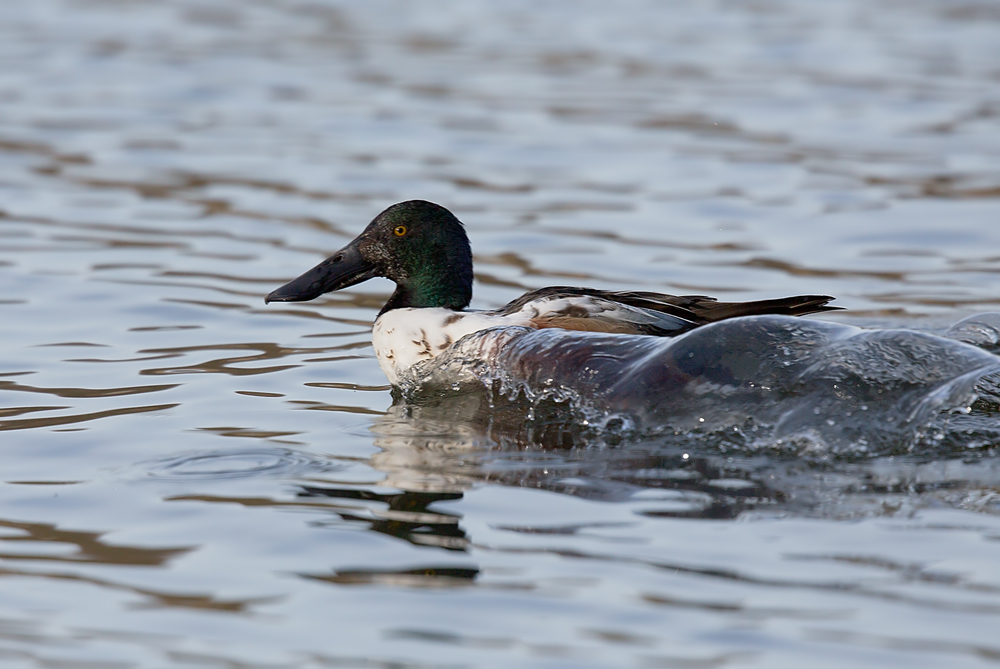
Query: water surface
xmin=2 ymin=1 xmax=1000 ymax=667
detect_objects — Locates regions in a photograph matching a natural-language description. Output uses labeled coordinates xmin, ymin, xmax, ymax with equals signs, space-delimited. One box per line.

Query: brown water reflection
xmin=0 ymin=403 xmax=179 ymax=432
xmin=0 ymin=519 xmax=189 ymax=566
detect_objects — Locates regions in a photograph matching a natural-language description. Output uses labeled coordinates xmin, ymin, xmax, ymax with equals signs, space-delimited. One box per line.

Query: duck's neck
xmin=379 ymin=273 xmax=472 ymax=316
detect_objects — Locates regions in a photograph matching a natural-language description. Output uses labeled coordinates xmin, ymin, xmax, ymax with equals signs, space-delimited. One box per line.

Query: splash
xmin=396 ymin=314 xmax=1000 ymax=456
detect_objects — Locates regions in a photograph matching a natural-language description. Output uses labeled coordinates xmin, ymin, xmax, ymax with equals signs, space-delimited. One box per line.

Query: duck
xmin=265 ymin=200 xmax=840 ymax=385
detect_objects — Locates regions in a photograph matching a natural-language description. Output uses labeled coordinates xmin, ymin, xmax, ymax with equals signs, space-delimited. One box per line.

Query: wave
xmin=396 ymin=314 xmax=1000 ymax=456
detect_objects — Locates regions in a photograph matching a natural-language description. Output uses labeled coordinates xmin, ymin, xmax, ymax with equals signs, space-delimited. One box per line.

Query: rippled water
xmin=2 ymin=1 xmax=1000 ymax=667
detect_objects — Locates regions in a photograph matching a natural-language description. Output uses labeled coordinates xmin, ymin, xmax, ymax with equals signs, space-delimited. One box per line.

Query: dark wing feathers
xmin=500 ymin=286 xmax=839 ymax=333
xmin=675 ymin=293 xmax=841 ymax=321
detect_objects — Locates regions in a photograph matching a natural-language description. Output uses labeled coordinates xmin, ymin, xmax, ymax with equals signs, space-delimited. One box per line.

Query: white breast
xmin=371 ymin=308 xmax=530 ymax=385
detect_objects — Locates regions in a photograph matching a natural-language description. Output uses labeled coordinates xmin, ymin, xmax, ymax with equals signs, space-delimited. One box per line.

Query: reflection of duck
xmin=266 ymin=200 xmax=839 ymax=384
xmin=365 ymin=390 xmax=788 ymax=519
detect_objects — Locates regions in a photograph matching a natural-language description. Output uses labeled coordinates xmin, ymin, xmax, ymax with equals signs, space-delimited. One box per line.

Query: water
xmin=1 ymin=0 xmax=1000 ymax=667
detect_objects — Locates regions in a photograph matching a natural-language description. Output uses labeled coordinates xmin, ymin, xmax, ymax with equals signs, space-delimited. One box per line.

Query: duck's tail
xmin=688 ymin=295 xmax=842 ymax=322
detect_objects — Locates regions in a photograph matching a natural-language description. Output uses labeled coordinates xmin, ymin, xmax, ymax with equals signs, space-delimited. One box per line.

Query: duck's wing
xmin=597 ymin=289 xmax=842 ymax=321
xmin=499 ymin=287 xmax=840 ymax=337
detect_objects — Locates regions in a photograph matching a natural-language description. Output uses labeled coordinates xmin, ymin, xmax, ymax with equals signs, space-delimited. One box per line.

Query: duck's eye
xmin=393 ymin=225 xmax=407 ymax=237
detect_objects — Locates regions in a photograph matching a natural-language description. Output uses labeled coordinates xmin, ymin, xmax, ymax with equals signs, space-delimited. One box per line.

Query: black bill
xmin=265 ymin=241 xmax=377 ymax=303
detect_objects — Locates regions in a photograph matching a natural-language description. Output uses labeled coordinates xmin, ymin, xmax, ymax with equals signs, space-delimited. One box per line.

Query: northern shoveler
xmin=266 ymin=200 xmax=839 ymax=385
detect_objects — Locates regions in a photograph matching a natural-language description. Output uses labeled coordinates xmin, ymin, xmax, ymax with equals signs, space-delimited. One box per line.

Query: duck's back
xmin=372 ymin=287 xmax=839 ymax=384
xmin=499 ymin=287 xmax=840 ymax=336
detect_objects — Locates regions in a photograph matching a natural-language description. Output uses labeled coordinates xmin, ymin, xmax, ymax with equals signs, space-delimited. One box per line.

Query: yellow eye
xmin=393 ymin=225 xmax=407 ymax=237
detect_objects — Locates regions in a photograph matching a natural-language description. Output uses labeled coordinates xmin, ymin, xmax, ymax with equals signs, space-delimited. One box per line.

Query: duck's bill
xmin=265 ymin=242 xmax=377 ymax=303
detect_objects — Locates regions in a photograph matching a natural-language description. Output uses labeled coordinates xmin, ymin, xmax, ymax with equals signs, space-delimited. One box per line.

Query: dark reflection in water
xmin=298 ymin=485 xmax=469 ymax=551
xmin=303 ymin=565 xmax=480 ymax=587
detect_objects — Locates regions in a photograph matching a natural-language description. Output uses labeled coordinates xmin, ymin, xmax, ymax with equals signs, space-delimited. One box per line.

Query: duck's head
xmin=265 ymin=200 xmax=473 ymax=315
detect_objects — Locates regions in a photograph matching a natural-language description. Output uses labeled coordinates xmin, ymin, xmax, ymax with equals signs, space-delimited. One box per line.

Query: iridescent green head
xmin=266 ymin=200 xmax=474 ymax=315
